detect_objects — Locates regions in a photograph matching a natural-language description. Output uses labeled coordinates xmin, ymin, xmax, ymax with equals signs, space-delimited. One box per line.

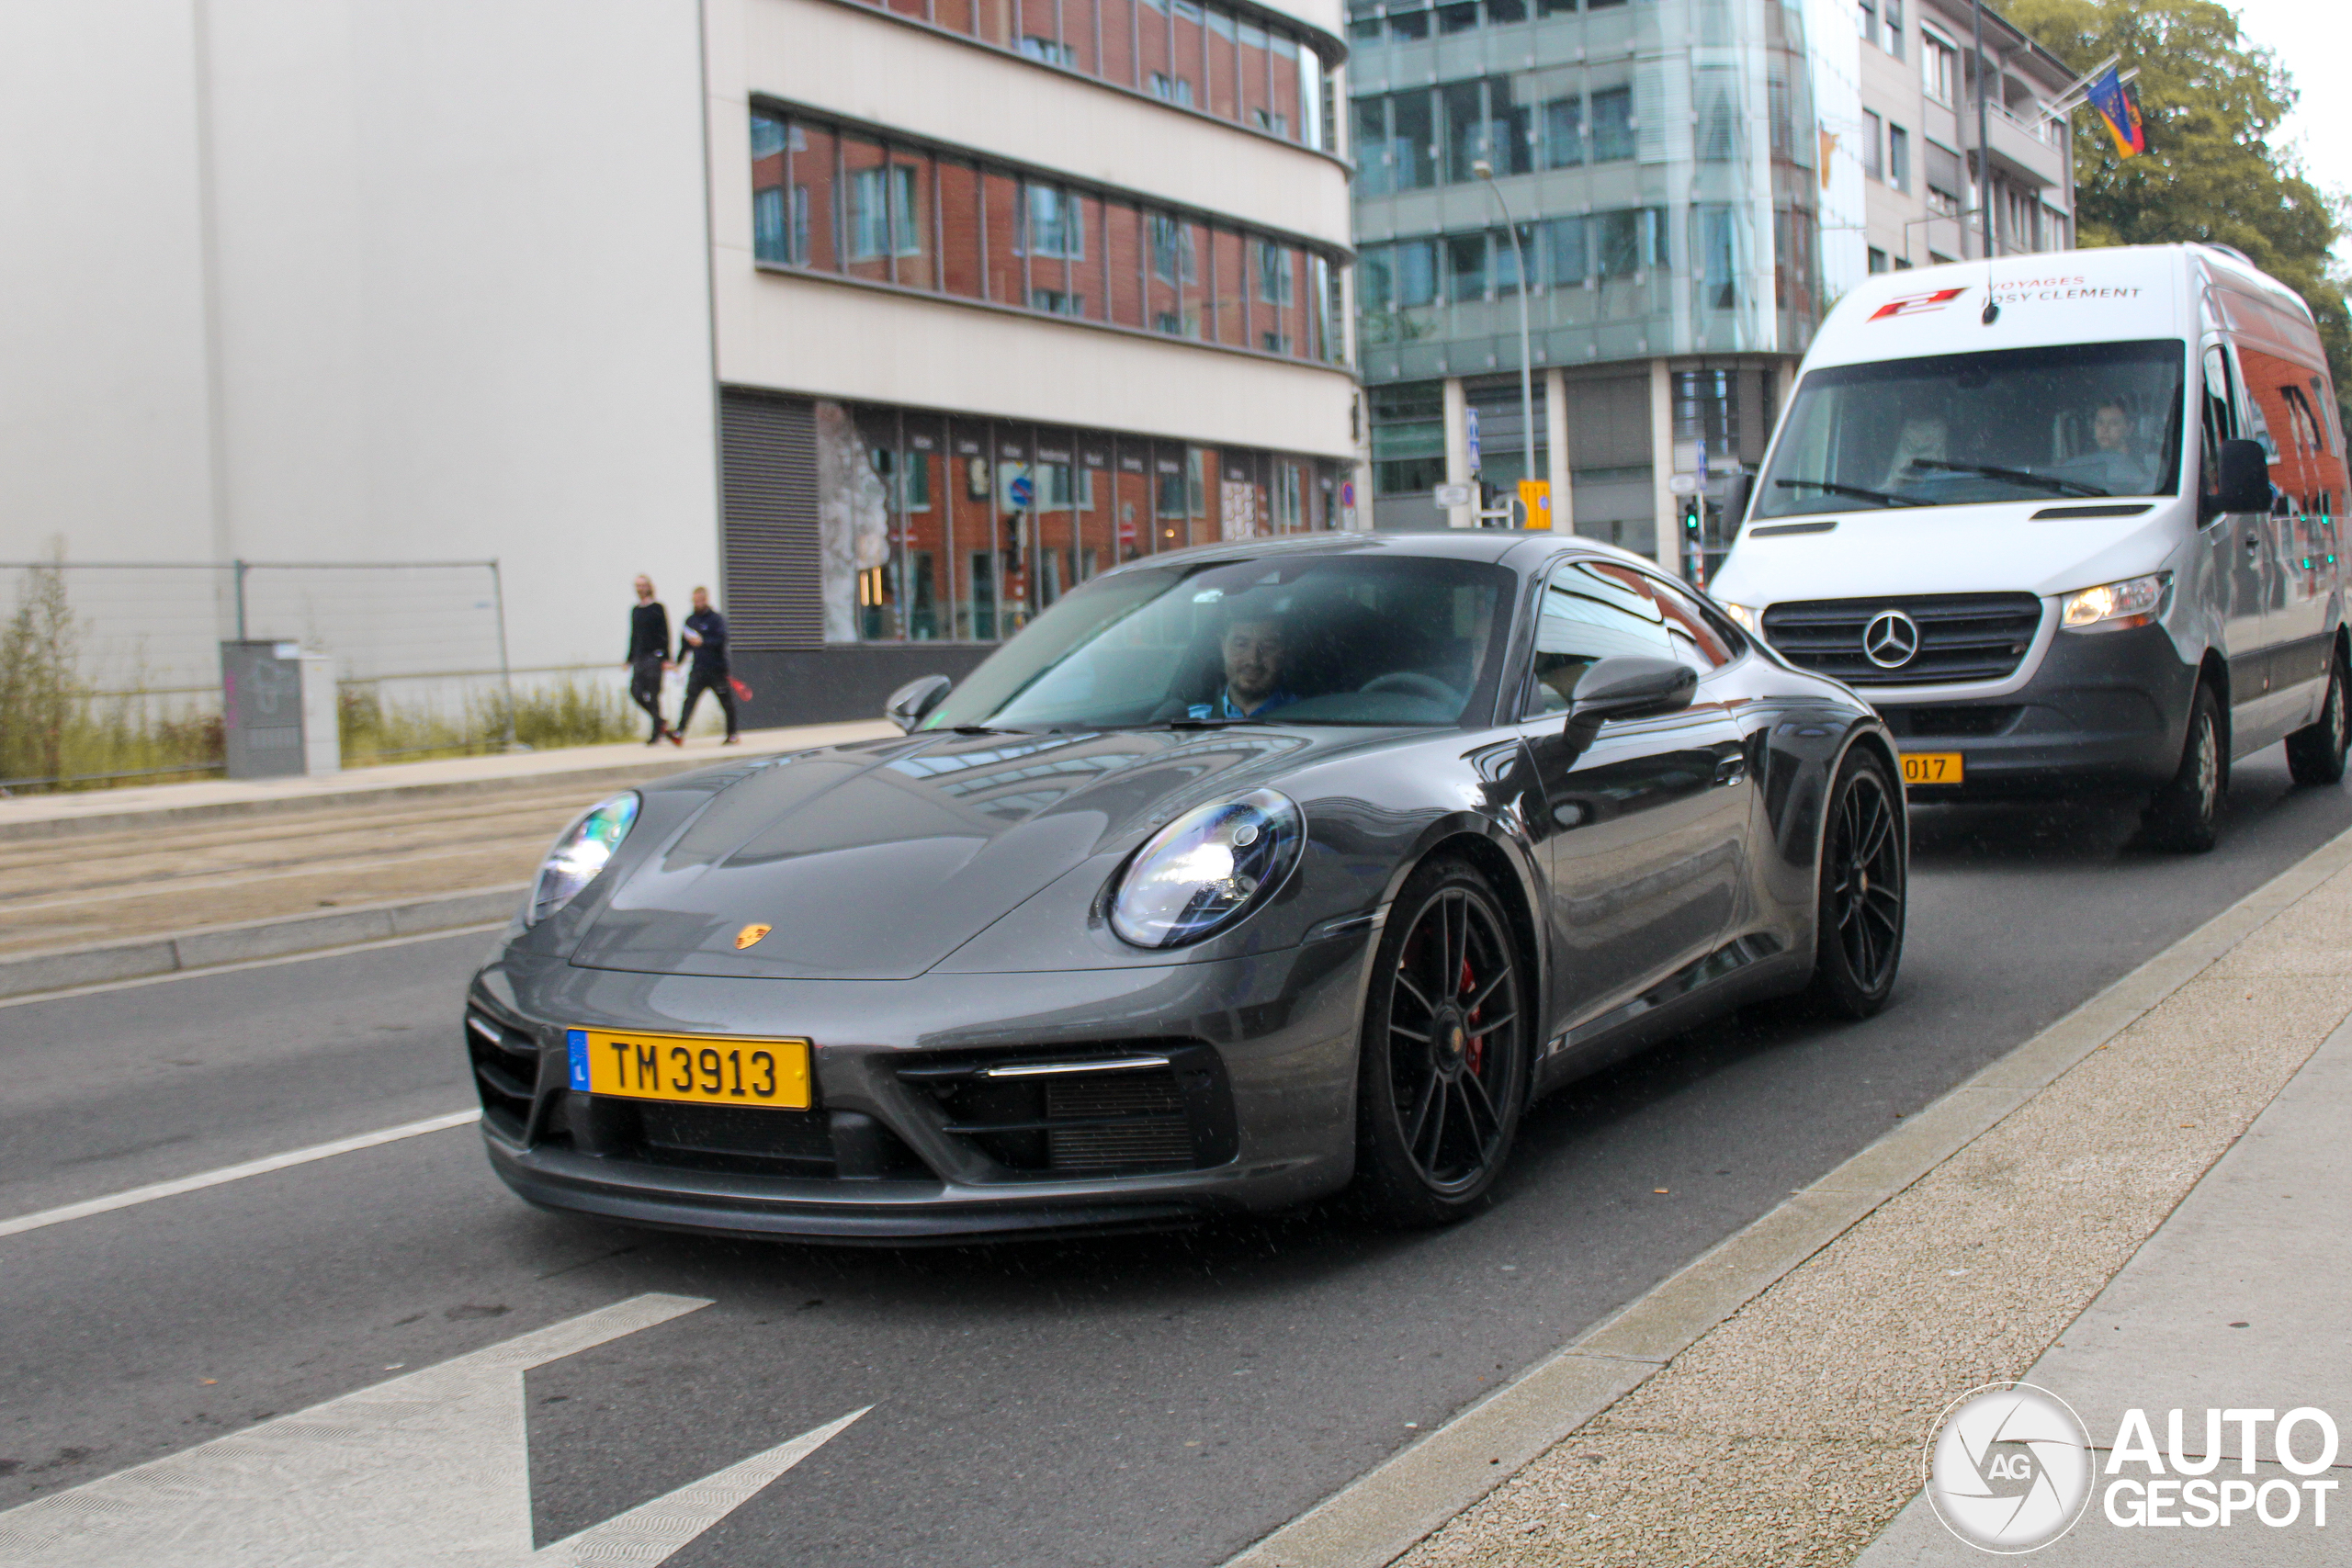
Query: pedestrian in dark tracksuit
xmin=675 ymin=585 xmax=740 ymax=744
xmin=625 ymin=575 xmax=673 ymax=743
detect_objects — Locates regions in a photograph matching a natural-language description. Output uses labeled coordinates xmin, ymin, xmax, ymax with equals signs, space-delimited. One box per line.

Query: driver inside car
xmin=1189 ymin=609 xmax=1298 ymax=720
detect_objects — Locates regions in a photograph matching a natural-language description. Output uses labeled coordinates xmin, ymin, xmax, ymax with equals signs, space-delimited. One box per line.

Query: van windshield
xmin=1755 ymin=339 xmax=2187 ymax=517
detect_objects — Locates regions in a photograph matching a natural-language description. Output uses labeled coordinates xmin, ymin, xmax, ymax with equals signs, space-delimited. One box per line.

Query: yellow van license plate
xmin=568 ymin=1028 xmax=812 ymax=1109
xmin=1901 ymin=751 xmax=1963 ymax=785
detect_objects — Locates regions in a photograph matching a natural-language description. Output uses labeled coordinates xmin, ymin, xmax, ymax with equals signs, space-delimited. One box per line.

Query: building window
xmin=1885 ymin=0 xmax=1905 ymax=60
xmin=1868 ymin=246 xmax=1889 ymax=273
xmin=1863 ymin=109 xmax=1883 ymax=181
xmin=1446 ymin=233 xmax=1487 ymax=301
xmin=1589 ymin=85 xmax=1635 ymax=163
xmin=1370 ymin=381 xmax=1446 ymax=495
xmin=1887 ymin=123 xmax=1910 ymax=191
xmin=748 ymin=107 xmax=1340 ymax=365
xmin=1018 ymin=35 xmax=1077 ymax=67
xmin=1149 ymin=72 xmax=1195 ymax=107
xmin=1544 ymin=93 xmax=1585 ymax=168
xmin=1024 ymin=185 xmax=1085 ymax=259
xmin=1924 ymin=139 xmax=1963 ymax=217
xmin=851 ymin=165 xmax=922 ymax=259
xmin=1857 ymin=0 xmax=1877 ymax=47
xmin=1922 ymin=30 xmax=1958 ymax=106
xmin=1258 ymin=241 xmax=1295 ymax=305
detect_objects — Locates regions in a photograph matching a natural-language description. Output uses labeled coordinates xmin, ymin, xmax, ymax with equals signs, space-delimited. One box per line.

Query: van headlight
xmin=1109 ymin=789 xmax=1303 ymax=949
xmin=529 ymin=793 xmax=639 ymax=924
xmin=2060 ymin=572 xmax=2169 ymax=632
xmin=1718 ymin=602 xmax=1761 ymax=636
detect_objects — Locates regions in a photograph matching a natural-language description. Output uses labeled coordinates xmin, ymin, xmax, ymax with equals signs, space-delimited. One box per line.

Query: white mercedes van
xmin=1713 ymin=243 xmax=2349 ymax=851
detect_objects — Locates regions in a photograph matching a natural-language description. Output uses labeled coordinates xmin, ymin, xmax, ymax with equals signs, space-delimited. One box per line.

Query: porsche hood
xmin=567 ymin=728 xmax=1318 ymax=980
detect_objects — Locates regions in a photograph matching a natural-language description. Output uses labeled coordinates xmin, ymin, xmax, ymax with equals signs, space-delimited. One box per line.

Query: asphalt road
xmin=6 ymin=750 xmax=2352 ymax=1565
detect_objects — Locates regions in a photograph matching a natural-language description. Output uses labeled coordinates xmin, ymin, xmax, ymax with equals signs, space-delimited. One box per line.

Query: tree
xmin=2007 ymin=0 xmax=2352 ymax=425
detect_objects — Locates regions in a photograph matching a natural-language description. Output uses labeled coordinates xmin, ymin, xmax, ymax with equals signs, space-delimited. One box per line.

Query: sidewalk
xmin=1854 ymin=1011 xmax=2352 ymax=1565
xmin=0 ymin=720 xmax=893 ymax=841
xmin=1245 ymin=827 xmax=2352 ymax=1568
xmin=0 ymin=718 xmax=893 ymax=995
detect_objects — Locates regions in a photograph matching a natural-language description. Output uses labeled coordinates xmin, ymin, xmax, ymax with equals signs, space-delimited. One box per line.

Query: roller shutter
xmin=719 ymin=389 xmax=822 ymax=649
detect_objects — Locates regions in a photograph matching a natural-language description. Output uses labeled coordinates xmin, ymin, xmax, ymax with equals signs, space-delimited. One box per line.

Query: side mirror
xmin=884 ymin=674 xmax=953 ymax=733
xmin=1724 ymin=470 xmax=1755 ymax=534
xmin=2210 ymin=437 xmax=2271 ymax=517
xmin=1563 ymin=657 xmax=1696 ymax=750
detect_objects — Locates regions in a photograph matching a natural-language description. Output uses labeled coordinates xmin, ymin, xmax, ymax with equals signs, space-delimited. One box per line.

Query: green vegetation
xmin=0 ymin=561 xmax=639 ymax=792
xmin=2008 ymin=0 xmax=2352 ymax=424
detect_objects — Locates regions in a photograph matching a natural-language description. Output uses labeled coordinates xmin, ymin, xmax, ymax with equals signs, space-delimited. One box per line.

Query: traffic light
xmin=1680 ymin=494 xmax=1706 ymax=586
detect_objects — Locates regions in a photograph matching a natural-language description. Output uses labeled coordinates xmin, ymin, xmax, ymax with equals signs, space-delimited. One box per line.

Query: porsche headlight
xmin=1109 ymin=788 xmax=1303 ymax=949
xmin=529 ymin=793 xmax=639 ymax=925
xmin=2060 ymin=572 xmax=2169 ymax=631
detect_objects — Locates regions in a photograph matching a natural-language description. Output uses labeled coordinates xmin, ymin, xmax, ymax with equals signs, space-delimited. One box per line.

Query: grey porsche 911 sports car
xmin=464 ymin=531 xmax=1905 ymax=1240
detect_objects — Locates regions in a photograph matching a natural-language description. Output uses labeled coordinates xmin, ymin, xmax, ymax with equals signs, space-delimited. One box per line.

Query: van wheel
xmin=2286 ymin=649 xmax=2349 ymax=786
xmin=2144 ymin=683 xmax=2223 ymax=853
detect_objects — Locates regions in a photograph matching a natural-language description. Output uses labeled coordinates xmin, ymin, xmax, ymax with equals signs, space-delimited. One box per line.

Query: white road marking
xmin=0 ymin=919 xmax=508 ymax=1010
xmin=0 ymin=1108 xmax=483 ymax=1239
xmin=0 ymin=1292 xmax=868 ymax=1566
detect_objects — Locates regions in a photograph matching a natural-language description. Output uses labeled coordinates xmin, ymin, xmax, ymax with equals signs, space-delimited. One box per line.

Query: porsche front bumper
xmin=464 ymin=932 xmax=1374 ymax=1242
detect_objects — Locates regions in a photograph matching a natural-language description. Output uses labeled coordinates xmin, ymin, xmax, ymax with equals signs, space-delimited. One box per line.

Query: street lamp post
xmin=1472 ymin=160 xmax=1534 ymax=525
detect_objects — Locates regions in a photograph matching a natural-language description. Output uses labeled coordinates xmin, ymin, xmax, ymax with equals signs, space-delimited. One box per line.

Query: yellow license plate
xmin=568 ymin=1028 xmax=812 ymax=1110
xmin=1901 ymin=751 xmax=1964 ymax=785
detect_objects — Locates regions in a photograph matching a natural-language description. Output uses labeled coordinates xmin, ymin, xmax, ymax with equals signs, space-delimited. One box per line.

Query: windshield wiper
xmin=1904 ymin=458 xmax=2110 ymax=498
xmin=1157 ymin=716 xmax=1262 ymax=729
xmin=1773 ymin=479 xmax=1928 ymax=508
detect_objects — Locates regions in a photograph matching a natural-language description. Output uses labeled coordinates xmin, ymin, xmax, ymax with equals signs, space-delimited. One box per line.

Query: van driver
xmin=1880 ymin=415 xmax=1949 ymax=492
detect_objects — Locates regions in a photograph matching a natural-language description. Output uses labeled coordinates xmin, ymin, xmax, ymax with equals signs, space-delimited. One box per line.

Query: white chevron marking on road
xmin=0 ymin=1292 xmax=866 ymax=1566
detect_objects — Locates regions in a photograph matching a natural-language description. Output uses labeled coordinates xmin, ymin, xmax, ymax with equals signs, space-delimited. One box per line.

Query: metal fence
xmin=0 ymin=558 xmax=517 ymax=790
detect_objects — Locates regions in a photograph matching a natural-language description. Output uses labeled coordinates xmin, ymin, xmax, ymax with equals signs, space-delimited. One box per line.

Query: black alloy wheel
xmin=1804 ymin=749 xmax=1905 ymax=1019
xmin=2287 ymin=648 xmax=2350 ymax=786
xmin=1353 ymin=856 xmax=1530 ymax=1226
xmin=2144 ymin=682 xmax=2224 ymax=853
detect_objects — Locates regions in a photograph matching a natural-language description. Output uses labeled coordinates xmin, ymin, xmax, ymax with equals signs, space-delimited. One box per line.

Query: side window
xmin=1642 ymin=573 xmax=1741 ymax=671
xmin=2200 ymin=342 xmax=2239 ymax=506
xmin=1521 ymin=559 xmax=1677 ymax=716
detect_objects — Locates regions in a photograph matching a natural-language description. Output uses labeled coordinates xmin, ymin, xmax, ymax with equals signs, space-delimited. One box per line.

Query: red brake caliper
xmin=1460 ymin=955 xmax=1484 ymax=1074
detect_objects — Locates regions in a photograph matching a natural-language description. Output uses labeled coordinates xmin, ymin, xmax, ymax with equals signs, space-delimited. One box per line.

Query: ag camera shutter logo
xmin=1925 ymin=1382 xmax=2094 ymax=1552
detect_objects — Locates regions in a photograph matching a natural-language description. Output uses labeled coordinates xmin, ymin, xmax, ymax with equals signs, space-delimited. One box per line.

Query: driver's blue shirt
xmin=1189 ymin=686 xmax=1296 ymax=720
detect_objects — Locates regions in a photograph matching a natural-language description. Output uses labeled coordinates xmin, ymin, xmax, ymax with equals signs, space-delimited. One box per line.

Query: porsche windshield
xmin=924 ymin=552 xmax=1510 ymax=731
xmin=1755 ymin=338 xmax=2187 ymax=516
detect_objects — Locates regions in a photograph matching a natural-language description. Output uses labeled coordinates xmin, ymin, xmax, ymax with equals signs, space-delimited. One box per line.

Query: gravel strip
xmin=1396 ymin=864 xmax=2352 ymax=1568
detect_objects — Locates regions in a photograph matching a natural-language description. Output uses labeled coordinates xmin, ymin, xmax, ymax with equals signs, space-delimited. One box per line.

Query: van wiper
xmin=1157 ymin=716 xmax=1262 ymax=729
xmin=1773 ymin=479 xmax=1928 ymax=507
xmin=1905 ymin=458 xmax=2110 ymax=498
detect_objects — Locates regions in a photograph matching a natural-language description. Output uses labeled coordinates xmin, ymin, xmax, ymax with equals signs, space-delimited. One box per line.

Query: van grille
xmin=1762 ymin=593 xmax=2043 ymax=685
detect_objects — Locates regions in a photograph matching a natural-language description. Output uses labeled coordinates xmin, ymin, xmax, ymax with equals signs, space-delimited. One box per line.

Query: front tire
xmin=1352 ymin=856 xmax=1531 ymax=1228
xmin=2286 ymin=648 xmax=2349 ymax=786
xmin=1803 ymin=747 xmax=1905 ymax=1020
xmin=2144 ymin=682 xmax=2224 ymax=853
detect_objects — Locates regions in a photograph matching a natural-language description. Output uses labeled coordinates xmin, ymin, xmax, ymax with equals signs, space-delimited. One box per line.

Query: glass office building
xmin=1348 ymin=0 xmax=1823 ymax=554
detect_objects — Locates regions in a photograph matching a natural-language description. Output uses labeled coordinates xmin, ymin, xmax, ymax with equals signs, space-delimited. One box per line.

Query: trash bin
xmin=220 ymin=641 xmax=340 ymax=780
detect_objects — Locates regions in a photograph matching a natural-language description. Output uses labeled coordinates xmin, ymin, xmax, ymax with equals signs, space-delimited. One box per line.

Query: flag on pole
xmin=2085 ymin=66 xmax=2146 ymax=157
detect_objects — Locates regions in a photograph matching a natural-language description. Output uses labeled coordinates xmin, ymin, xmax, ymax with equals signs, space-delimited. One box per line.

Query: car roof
xmin=1091 ymin=527 xmax=1611 ymax=579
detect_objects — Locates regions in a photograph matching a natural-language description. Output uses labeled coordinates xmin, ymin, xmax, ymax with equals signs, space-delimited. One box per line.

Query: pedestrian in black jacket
xmin=674 ymin=586 xmax=740 ymax=745
xmin=625 ymin=575 xmax=673 ymax=743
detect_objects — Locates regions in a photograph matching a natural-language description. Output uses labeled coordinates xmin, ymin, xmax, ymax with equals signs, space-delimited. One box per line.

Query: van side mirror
xmin=1724 ymin=470 xmax=1755 ymax=533
xmin=2210 ymin=438 xmax=2271 ymax=517
xmin=1562 ymin=657 xmax=1696 ymax=754
xmin=884 ymin=674 xmax=953 ymax=733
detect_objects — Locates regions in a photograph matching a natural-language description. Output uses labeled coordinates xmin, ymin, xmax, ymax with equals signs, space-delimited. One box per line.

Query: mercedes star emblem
xmin=1862 ymin=609 xmax=1922 ymax=669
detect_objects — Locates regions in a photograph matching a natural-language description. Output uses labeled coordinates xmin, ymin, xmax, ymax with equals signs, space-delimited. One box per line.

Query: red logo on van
xmin=1869 ymin=288 xmax=1970 ymax=321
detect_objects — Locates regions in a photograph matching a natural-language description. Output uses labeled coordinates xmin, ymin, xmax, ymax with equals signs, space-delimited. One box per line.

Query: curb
xmin=0 ymin=885 xmax=526 ymax=1000
xmin=1224 ymin=821 xmax=2352 ymax=1568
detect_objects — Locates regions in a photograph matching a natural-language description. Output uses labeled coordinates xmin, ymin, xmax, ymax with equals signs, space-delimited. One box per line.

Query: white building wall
xmin=0 ymin=0 xmax=722 ymax=679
